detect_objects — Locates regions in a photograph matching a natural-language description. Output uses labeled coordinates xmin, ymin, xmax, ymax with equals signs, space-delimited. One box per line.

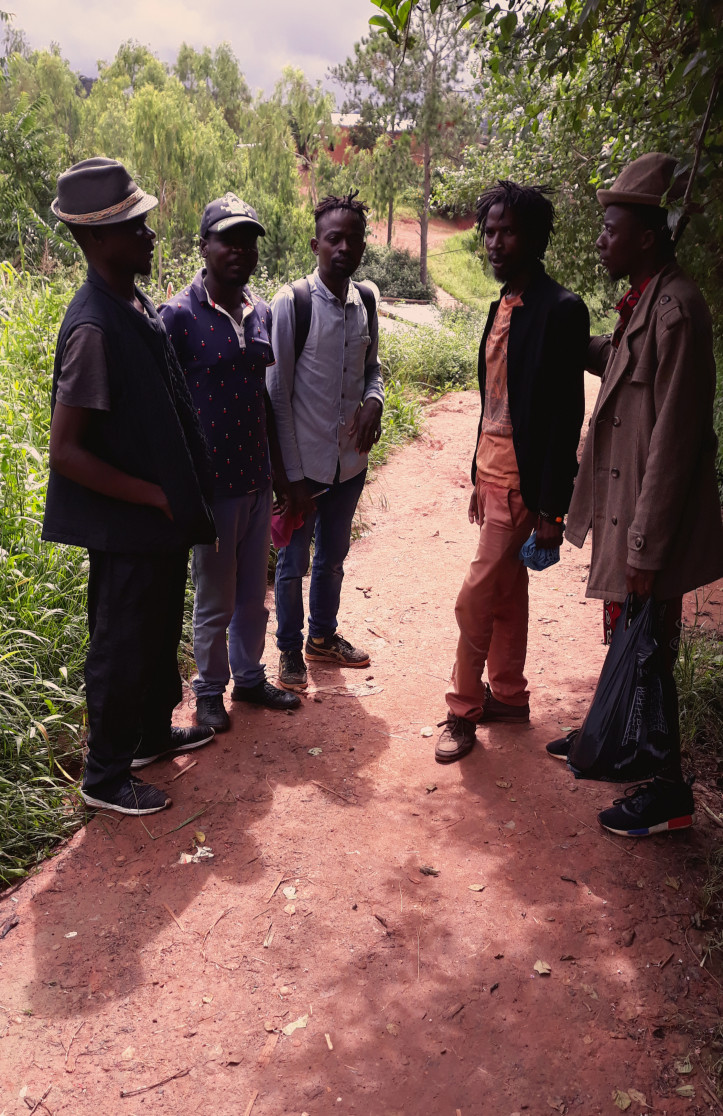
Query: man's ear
xmin=310 ymin=236 xmax=319 ymax=257
xmin=199 ymin=236 xmax=208 ymax=258
xmin=640 ymin=228 xmax=655 ymax=254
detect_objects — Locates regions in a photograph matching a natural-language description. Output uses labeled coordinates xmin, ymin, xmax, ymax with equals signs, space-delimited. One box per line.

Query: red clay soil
xmin=1 ymin=390 xmax=722 ymax=1116
xmin=368 ymin=214 xmax=475 ymax=256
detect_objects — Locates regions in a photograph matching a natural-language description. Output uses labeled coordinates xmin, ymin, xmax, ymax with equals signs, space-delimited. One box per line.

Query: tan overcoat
xmin=566 ymin=262 xmax=723 ymax=601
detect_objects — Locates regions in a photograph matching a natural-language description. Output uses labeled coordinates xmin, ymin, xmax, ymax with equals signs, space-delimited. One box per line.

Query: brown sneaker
xmin=479 ymin=683 xmax=530 ymax=724
xmin=435 ymin=714 xmax=477 ymax=764
xmin=304 ymin=633 xmax=370 ymax=667
xmin=278 ymin=650 xmax=308 ymax=691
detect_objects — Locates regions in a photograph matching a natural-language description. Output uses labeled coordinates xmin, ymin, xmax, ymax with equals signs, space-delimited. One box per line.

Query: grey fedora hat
xmin=51 ymin=157 xmax=158 ymax=226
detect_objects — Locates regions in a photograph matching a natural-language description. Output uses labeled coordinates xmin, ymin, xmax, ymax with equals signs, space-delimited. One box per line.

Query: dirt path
xmin=1 ymin=392 xmax=722 ymax=1116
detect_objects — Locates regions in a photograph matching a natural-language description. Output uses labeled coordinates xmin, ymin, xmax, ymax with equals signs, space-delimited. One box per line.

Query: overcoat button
xmin=634 ymin=536 xmax=644 ymax=549
xmin=611 ymin=468 xmax=620 ymax=478
xmin=611 ymin=516 xmax=618 ymax=525
xmin=659 ymin=295 xmax=671 ymax=304
xmin=612 ymin=416 xmax=621 ymax=427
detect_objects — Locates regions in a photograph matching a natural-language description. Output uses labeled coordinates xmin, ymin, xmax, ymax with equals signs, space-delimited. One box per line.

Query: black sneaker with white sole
xmin=81 ymin=775 xmax=171 ymax=815
xmin=546 ymin=729 xmax=578 ymax=760
xmin=598 ymin=777 xmax=695 ymax=837
xmin=130 ymin=725 xmax=215 ymax=769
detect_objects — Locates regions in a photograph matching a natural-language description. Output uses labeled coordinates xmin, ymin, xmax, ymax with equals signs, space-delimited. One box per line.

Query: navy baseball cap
xmin=201 ymin=192 xmax=266 ymax=238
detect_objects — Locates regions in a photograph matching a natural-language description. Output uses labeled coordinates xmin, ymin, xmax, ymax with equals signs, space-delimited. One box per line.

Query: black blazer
xmin=472 ymin=263 xmax=589 ymax=517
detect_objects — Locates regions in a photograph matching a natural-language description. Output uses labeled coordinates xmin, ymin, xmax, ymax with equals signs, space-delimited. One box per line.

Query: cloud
xmin=16 ymin=0 xmax=372 ymax=94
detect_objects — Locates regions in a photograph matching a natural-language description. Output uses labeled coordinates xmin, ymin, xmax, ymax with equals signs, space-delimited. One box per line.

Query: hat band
xmin=54 ymin=187 xmax=145 ymax=224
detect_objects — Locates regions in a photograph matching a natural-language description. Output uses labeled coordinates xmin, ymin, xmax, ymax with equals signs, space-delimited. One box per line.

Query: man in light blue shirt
xmin=268 ymin=192 xmax=384 ymax=690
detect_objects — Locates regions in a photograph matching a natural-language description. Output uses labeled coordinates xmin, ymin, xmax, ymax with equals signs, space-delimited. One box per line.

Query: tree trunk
xmin=419 ymin=139 xmax=431 ymax=287
xmin=386 ymin=197 xmax=394 ymax=246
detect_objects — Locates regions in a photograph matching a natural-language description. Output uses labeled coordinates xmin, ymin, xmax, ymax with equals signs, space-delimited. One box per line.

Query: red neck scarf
xmin=611 ymin=275 xmax=653 ymax=350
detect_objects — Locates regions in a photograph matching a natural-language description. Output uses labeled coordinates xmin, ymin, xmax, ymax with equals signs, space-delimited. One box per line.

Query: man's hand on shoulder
xmin=349 ymin=398 xmax=382 ymax=455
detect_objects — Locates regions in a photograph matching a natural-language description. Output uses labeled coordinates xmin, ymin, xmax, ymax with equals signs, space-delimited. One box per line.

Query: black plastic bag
xmin=567 ymin=596 xmax=675 ymax=782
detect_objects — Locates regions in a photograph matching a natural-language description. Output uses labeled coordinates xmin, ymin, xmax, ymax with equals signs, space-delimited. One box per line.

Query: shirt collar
xmin=310 ymin=267 xmax=358 ymax=306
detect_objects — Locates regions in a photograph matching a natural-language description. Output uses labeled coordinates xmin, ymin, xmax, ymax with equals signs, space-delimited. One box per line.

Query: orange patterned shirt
xmin=475 ymin=293 xmax=523 ymax=489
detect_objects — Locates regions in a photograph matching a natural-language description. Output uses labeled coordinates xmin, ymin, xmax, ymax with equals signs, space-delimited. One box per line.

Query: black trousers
xmin=83 ymin=549 xmax=189 ymax=795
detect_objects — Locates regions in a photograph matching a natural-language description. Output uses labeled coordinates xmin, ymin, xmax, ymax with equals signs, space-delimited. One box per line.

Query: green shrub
xmin=379 ymin=306 xmax=482 ymax=393
xmin=359 ymin=244 xmax=434 ymax=301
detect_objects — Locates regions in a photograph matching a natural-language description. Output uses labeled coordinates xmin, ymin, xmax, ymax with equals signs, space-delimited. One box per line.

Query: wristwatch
xmin=539 ymin=509 xmax=564 ymax=525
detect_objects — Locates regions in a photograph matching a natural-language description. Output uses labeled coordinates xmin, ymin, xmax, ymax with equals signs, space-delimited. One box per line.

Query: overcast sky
xmin=15 ymin=0 xmax=373 ymax=97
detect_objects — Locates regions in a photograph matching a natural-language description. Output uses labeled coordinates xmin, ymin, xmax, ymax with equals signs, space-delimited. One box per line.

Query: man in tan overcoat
xmin=558 ymin=152 xmax=723 ymax=836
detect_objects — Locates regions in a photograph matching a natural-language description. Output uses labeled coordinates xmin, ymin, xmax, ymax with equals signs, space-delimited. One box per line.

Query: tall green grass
xmin=426 ymin=230 xmax=498 ymax=311
xmin=0 ymin=264 xmax=88 ymax=883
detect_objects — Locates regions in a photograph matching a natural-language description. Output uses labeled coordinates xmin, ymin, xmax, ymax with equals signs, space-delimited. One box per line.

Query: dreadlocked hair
xmin=475 ymin=180 xmax=556 ymax=260
xmin=314 ymin=189 xmax=369 ymax=232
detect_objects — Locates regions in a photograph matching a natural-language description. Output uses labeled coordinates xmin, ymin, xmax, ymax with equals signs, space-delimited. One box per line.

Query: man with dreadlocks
xmin=267 ymin=191 xmax=383 ymax=691
xmin=435 ymin=180 xmax=589 ymax=764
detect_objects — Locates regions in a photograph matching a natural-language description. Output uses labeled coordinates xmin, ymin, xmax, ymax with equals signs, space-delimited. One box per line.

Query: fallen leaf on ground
xmin=496 ymin=779 xmax=511 ymax=789
xmin=121 ymin=1046 xmax=135 ymax=1060
xmin=622 ymin=928 xmax=636 ymax=947
xmin=425 ymin=784 xmax=437 ymax=794
xmin=284 ymin=903 xmax=296 ymax=915
xmin=282 ymin=1014 xmax=308 ymax=1036
xmin=264 ymin=1022 xmax=275 ymax=1032
xmin=282 ymin=886 xmax=297 ymax=900
xmin=533 ymin=960 xmax=551 ymax=976
xmin=583 ymin=1035 xmax=593 ymax=1045
xmin=468 ymin=884 xmax=486 ymax=892
xmin=612 ymin=1089 xmax=631 ymax=1110
xmin=628 ymin=1089 xmax=648 ymax=1106
xmin=179 ymin=845 xmax=214 ymax=864
xmin=503 ymin=820 xmax=516 ymax=830
xmin=308 ymin=747 xmax=322 ymax=756
xmin=674 ymin=1056 xmax=692 ymax=1075
xmin=386 ymin=1022 xmax=399 ymax=1036
xmin=194 ymin=830 xmax=205 ymax=844
xmin=581 ymin=983 xmax=598 ymax=999
xmin=675 ymin=1084 xmax=695 ymax=1098
xmin=420 ymin=727 xmax=434 ymax=737
xmin=419 ymin=865 xmax=439 ymax=876
xmin=202 ymin=995 xmax=213 ymax=1004
xmin=263 ymin=925 xmax=274 ymax=948
xmin=665 ymin=875 xmax=681 ymax=891
xmin=559 ymin=954 xmax=576 ymax=961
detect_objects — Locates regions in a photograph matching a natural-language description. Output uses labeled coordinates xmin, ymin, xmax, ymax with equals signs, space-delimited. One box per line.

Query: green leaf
xmin=499 ymin=11 xmax=518 ymax=38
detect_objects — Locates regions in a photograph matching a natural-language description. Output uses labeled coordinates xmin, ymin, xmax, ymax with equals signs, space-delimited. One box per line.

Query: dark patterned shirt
xmin=160 ymin=269 xmax=273 ymax=496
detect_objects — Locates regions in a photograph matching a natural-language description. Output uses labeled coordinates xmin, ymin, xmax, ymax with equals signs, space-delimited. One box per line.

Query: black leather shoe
xmin=231 ymin=680 xmax=301 ymax=711
xmin=195 ymin=695 xmax=231 ymax=733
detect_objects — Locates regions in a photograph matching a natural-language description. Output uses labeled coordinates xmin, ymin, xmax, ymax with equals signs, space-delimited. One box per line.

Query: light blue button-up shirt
xmin=268 ymin=269 xmax=384 ymax=485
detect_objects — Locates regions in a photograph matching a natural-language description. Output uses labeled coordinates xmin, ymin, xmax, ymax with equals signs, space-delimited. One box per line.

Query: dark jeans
xmin=83 ymin=549 xmax=188 ymax=795
xmin=274 ymin=468 xmax=367 ymax=652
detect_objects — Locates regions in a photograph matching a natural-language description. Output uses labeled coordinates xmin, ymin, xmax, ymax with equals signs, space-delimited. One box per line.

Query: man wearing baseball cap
xmin=160 ymin=194 xmax=300 ymax=733
xmin=43 ymin=157 xmax=217 ymax=816
xmin=559 ymin=152 xmax=723 ymax=835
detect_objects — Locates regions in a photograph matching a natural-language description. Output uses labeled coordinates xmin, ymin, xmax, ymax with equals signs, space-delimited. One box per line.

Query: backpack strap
xmin=354 ymin=281 xmax=378 ymax=343
xmin=290 ymin=277 xmax=312 ymax=363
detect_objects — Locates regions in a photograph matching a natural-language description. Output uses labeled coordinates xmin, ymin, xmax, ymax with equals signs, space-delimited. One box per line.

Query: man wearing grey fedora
xmin=43 ymin=157 xmax=218 ymax=816
xmin=551 ymin=152 xmax=723 ymax=836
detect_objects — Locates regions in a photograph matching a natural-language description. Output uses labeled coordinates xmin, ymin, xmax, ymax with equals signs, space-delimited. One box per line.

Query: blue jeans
xmin=191 ymin=486 xmax=272 ymax=696
xmin=275 ymin=468 xmax=367 ymax=652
